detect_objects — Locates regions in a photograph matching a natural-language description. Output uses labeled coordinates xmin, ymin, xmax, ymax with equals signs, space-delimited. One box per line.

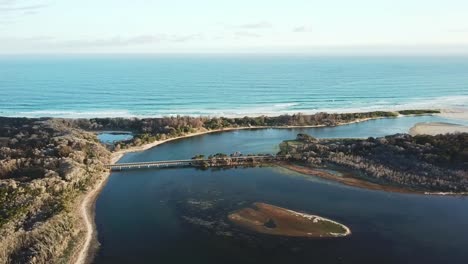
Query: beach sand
xmin=409 ymin=122 xmax=468 ymax=136
xmin=438 ymin=108 xmax=468 ymax=122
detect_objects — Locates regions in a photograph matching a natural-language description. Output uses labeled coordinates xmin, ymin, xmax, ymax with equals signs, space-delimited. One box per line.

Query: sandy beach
xmin=438 ymin=108 xmax=468 ymax=122
xmin=409 ymin=122 xmax=468 ymax=136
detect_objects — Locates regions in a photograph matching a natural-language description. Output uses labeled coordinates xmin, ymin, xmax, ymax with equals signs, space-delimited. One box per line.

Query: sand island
xmin=228 ymin=202 xmax=351 ymax=238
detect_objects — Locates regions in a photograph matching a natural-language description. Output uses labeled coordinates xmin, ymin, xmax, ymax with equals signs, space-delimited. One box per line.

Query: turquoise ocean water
xmin=0 ymin=55 xmax=467 ymax=118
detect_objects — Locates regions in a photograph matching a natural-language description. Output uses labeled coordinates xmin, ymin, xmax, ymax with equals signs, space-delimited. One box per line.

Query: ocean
xmin=0 ymin=55 xmax=467 ymax=118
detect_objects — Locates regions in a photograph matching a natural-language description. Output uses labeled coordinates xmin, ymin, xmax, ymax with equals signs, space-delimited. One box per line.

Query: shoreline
xmin=277 ymin=162 xmax=418 ymax=194
xmin=2 ymin=107 xmax=463 ymax=120
xmin=73 ymin=113 xmax=463 ymax=263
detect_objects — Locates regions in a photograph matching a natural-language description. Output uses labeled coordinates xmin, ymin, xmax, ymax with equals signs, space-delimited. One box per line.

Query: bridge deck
xmin=105 ymin=155 xmax=284 ymax=170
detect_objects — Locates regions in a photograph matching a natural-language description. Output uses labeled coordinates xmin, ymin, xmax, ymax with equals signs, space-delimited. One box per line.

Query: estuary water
xmin=95 ymin=116 xmax=468 ymax=264
xmin=1 ymin=55 xmax=468 ymax=118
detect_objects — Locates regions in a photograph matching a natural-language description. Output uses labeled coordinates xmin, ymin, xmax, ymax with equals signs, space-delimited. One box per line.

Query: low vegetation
xmin=0 ymin=117 xmax=110 ymax=263
xmin=280 ymin=132 xmax=467 ymax=192
xmin=398 ymin=109 xmax=440 ymax=115
xmin=189 ymin=153 xmax=278 ymax=168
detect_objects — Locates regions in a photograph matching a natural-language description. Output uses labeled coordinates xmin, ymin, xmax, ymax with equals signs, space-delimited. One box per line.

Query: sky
xmin=1 ymin=0 xmax=468 ymax=54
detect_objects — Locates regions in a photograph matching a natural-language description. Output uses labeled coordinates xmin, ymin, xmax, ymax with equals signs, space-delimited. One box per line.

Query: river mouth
xmin=94 ymin=116 xmax=468 ymax=264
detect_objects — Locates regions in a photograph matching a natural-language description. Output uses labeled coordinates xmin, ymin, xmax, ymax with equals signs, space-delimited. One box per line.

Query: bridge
xmin=105 ymin=155 xmax=285 ymax=171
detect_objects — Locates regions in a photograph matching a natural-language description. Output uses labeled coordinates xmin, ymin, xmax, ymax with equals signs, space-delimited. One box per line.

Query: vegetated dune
xmin=0 ymin=117 xmax=111 ymax=263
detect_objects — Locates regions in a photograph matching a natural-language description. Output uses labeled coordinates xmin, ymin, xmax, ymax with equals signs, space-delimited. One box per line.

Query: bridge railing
xmin=105 ymin=155 xmax=287 ymax=169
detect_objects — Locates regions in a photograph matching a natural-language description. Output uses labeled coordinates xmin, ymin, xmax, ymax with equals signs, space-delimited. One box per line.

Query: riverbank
xmin=277 ymin=162 xmax=468 ymax=196
xmin=277 ymin=162 xmax=417 ymax=194
xmin=278 ymin=162 xmax=468 ymax=196
xmin=73 ymin=153 xmax=121 ymax=264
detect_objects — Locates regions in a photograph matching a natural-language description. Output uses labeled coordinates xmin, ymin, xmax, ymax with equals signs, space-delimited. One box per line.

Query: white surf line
xmin=424 ymin=191 xmax=468 ymax=196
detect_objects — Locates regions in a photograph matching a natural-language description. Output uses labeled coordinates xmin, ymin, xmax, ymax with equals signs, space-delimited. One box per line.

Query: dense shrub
xmin=281 ymin=133 xmax=467 ymax=192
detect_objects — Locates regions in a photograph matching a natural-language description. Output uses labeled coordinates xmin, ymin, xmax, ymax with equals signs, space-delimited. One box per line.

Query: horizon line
xmin=1 ymin=52 xmax=468 ymax=57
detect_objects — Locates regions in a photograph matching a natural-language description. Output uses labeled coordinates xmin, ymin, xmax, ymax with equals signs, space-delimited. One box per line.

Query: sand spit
xmin=228 ymin=202 xmax=351 ymax=238
xmin=409 ymin=122 xmax=468 ymax=136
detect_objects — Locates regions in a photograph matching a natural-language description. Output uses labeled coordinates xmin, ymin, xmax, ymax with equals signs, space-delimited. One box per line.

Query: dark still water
xmin=94 ymin=116 xmax=468 ymax=264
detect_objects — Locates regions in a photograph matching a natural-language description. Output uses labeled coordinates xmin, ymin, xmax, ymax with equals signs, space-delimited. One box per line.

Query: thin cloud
xmin=26 ymin=35 xmax=54 ymax=41
xmin=0 ymin=35 xmax=53 ymax=41
xmin=447 ymin=28 xmax=468 ymax=33
xmin=0 ymin=1 xmax=50 ymax=24
xmin=22 ymin=10 xmax=37 ymax=15
xmin=171 ymin=33 xmax=204 ymax=43
xmin=0 ymin=4 xmax=48 ymax=12
xmin=48 ymin=34 xmax=205 ymax=48
xmin=59 ymin=36 xmax=162 ymax=48
xmin=234 ymin=21 xmax=272 ymax=29
xmin=293 ymin=26 xmax=313 ymax=33
xmin=0 ymin=0 xmax=16 ymax=5
xmin=0 ymin=35 xmax=53 ymax=46
xmin=234 ymin=31 xmax=261 ymax=38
